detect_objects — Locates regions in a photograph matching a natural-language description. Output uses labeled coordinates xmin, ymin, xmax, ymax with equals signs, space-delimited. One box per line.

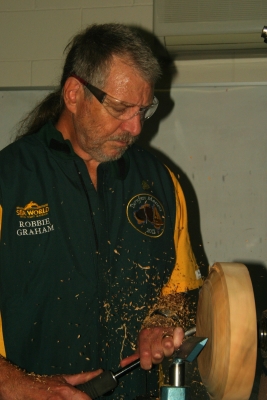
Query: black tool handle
xmin=76 ymin=370 xmax=117 ymax=399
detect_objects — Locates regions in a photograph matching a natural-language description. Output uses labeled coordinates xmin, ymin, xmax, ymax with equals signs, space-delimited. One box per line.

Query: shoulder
xmin=0 ymin=122 xmax=55 ymax=164
xmin=128 ymin=144 xmax=168 ymax=171
xmin=0 ymin=135 xmax=39 ymax=164
xmin=0 ymin=121 xmax=57 ymax=160
xmin=127 ymin=144 xmax=178 ymax=185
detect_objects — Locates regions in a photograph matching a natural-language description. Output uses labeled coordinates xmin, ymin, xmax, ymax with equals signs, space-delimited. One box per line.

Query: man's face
xmin=72 ymin=56 xmax=154 ymax=163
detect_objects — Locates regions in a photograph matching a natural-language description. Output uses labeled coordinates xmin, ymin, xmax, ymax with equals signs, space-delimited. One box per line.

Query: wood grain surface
xmin=196 ymin=262 xmax=257 ymax=400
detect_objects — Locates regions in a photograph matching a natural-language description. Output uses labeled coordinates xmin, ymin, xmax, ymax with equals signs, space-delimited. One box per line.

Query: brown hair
xmin=16 ymin=23 xmax=161 ymax=139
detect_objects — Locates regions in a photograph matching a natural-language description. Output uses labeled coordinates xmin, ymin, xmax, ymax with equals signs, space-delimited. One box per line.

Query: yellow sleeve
xmin=161 ymin=169 xmax=203 ymax=295
xmin=0 ymin=205 xmax=6 ymax=357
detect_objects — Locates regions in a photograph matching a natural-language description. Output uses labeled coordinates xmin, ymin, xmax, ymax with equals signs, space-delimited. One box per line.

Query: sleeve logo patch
xmin=126 ymin=194 xmax=165 ymax=238
xmin=16 ymin=201 xmax=49 ymax=218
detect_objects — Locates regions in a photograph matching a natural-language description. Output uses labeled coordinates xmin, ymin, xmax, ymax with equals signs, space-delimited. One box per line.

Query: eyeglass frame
xmin=70 ymin=73 xmax=159 ymax=121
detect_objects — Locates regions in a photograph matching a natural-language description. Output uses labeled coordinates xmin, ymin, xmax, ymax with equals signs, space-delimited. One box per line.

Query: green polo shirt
xmin=0 ymin=122 xmax=201 ymax=399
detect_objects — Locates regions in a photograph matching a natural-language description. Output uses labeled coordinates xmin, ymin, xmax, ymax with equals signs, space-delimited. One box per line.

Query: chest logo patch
xmin=16 ymin=201 xmax=49 ymax=218
xmin=127 ymin=194 xmax=165 ymax=237
xmin=15 ymin=201 xmax=53 ymax=236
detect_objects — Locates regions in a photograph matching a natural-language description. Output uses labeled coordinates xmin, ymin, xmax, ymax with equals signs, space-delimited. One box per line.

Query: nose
xmin=120 ymin=113 xmax=143 ymax=136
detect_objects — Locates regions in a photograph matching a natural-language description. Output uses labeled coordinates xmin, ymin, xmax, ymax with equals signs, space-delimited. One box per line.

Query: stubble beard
xmin=93 ymin=132 xmax=139 ymax=162
xmin=75 ymin=119 xmax=139 ymax=162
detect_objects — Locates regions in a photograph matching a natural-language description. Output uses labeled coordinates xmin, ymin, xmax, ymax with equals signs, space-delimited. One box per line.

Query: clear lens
xmin=102 ymin=95 xmax=159 ymax=121
xmin=103 ymin=97 xmax=134 ymax=119
xmin=143 ymin=97 xmax=159 ymax=120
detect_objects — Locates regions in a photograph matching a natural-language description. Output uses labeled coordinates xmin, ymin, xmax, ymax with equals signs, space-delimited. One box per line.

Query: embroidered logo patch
xmin=15 ymin=201 xmax=54 ymax=236
xmin=127 ymin=194 xmax=165 ymax=237
xmin=16 ymin=201 xmax=49 ymax=218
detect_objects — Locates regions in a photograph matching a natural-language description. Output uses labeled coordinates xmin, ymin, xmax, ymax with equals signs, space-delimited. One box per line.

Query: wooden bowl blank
xmin=196 ymin=262 xmax=257 ymax=400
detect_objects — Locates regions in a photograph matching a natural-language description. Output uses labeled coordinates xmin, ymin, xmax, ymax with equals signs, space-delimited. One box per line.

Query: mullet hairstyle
xmin=16 ymin=23 xmax=161 ymax=139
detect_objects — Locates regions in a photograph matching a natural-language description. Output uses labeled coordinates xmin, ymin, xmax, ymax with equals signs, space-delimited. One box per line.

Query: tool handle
xmin=76 ymin=370 xmax=117 ymax=399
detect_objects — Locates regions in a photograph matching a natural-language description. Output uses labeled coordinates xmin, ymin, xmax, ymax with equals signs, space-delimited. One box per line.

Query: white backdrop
xmin=150 ymin=85 xmax=267 ymax=265
xmin=0 ymin=90 xmax=49 ymax=147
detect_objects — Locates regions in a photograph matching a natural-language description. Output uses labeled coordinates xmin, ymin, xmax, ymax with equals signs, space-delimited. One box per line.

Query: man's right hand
xmin=0 ymin=355 xmax=102 ymax=400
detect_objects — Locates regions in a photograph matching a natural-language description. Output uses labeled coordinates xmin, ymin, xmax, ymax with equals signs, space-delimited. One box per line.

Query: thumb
xmin=120 ymin=353 xmax=140 ymax=368
xmin=173 ymin=326 xmax=184 ymax=349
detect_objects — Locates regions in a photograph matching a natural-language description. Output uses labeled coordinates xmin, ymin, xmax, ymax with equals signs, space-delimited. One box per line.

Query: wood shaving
xmin=141 ymin=293 xmax=194 ymax=330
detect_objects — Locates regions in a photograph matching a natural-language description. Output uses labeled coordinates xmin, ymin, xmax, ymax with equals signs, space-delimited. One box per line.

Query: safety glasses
xmin=71 ymin=73 xmax=159 ymax=121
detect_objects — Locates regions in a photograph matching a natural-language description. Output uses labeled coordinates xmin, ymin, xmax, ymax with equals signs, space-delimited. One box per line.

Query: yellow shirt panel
xmin=162 ymin=169 xmax=203 ymax=295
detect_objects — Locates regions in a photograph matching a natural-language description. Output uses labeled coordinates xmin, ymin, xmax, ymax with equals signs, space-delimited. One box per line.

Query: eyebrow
xmin=71 ymin=73 xmax=152 ymax=109
xmin=104 ymin=96 xmax=149 ymax=110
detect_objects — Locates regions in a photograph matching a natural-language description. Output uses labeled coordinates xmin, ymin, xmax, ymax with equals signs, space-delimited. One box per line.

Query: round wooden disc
xmin=196 ymin=262 xmax=257 ymax=400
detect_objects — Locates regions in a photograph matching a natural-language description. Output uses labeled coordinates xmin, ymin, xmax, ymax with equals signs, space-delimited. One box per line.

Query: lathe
xmin=77 ymin=262 xmax=263 ymax=399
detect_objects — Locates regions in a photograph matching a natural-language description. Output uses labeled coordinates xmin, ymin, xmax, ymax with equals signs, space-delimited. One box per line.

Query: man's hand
xmin=120 ymin=326 xmax=184 ymax=370
xmin=0 ymin=355 xmax=103 ymax=400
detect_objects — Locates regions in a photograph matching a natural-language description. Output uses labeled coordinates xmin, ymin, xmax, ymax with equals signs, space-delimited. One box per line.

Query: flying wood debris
xmin=142 ymin=293 xmax=194 ymax=330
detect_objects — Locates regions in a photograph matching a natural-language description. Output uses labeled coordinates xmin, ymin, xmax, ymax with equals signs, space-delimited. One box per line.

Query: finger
xmin=64 ymin=369 xmax=103 ymax=386
xmin=120 ymin=353 xmax=140 ymax=368
xmin=140 ymin=327 xmax=171 ymax=367
xmin=161 ymin=329 xmax=175 ymax=357
xmin=173 ymin=326 xmax=184 ymax=349
xmin=138 ymin=328 xmax=159 ymax=370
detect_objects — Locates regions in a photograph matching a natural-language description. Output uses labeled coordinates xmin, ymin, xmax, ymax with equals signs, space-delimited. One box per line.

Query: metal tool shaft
xmin=114 ymin=358 xmax=140 ymax=379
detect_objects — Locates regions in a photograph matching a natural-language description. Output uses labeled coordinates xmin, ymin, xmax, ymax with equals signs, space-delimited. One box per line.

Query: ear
xmin=63 ymin=77 xmax=84 ymax=114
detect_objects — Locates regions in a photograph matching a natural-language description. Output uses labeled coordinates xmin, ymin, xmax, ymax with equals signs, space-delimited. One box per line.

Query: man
xmin=0 ymin=24 xmax=202 ymax=399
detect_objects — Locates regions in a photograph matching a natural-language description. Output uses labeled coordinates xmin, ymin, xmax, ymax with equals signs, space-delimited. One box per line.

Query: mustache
xmin=109 ymin=132 xmax=139 ymax=145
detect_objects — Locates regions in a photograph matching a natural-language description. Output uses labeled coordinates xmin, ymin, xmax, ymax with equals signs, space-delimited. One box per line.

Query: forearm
xmin=0 ymin=355 xmax=33 ymax=400
xmin=0 ymin=354 xmax=96 ymax=400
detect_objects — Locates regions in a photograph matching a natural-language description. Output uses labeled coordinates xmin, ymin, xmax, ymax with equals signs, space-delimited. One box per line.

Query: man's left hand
xmin=120 ymin=326 xmax=184 ymax=370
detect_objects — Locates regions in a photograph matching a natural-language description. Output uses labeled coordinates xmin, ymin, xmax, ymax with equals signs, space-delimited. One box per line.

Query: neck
xmin=84 ymin=160 xmax=98 ymax=189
